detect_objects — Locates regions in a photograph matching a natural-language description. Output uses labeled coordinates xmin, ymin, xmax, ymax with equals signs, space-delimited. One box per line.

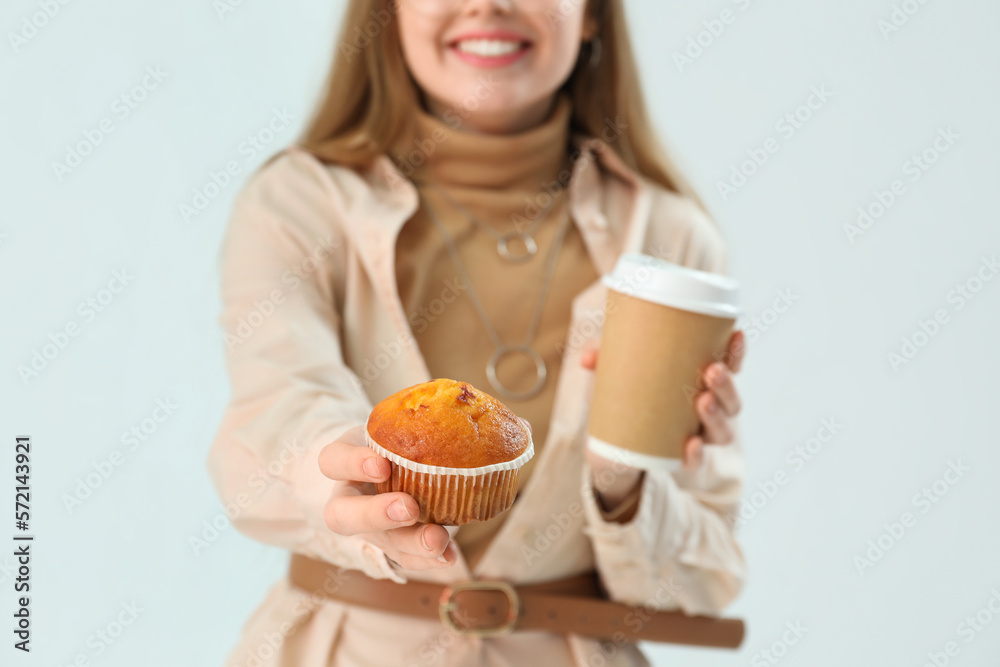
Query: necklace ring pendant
xmin=497 ymin=232 xmax=537 ymax=263
xmin=486 ymin=344 xmax=547 ymax=401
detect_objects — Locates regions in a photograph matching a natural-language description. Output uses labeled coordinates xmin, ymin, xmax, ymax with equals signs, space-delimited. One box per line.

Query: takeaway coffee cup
xmin=586 ymin=253 xmax=741 ymax=471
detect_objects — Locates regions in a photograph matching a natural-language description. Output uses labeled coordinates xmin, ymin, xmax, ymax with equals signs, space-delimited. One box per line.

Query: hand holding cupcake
xmin=318 ymin=378 xmax=533 ymax=570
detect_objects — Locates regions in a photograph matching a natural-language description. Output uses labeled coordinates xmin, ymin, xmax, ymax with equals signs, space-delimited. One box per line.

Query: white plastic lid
xmin=602 ymin=252 xmax=741 ymax=318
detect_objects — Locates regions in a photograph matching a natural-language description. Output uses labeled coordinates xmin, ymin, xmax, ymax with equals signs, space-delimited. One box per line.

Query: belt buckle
xmin=439 ymin=580 xmax=521 ymax=637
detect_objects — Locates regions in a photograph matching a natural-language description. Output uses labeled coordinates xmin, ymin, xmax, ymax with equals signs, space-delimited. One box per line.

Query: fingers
xmin=725 ymin=330 xmax=746 ymax=373
xmin=704 ymin=362 xmax=742 ymax=416
xmin=383 ymin=523 xmax=453 ymax=559
xmin=319 ymin=440 xmax=391 ymax=484
xmin=317 ymin=427 xmax=460 ymax=570
xmin=696 ymin=391 xmax=734 ymax=445
xmin=382 ymin=541 xmax=459 ymax=571
xmin=324 ymin=491 xmax=419 ymax=536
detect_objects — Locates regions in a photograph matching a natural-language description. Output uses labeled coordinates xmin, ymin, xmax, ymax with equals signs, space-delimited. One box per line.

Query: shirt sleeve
xmin=579 ymin=188 xmax=747 ymax=615
xmin=580 ymin=429 xmax=746 ymax=616
xmin=205 ymin=149 xmax=404 ymax=583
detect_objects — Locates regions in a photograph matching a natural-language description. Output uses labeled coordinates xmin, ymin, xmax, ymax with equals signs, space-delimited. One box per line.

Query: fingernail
xmin=363 ymin=457 xmax=380 ymax=479
xmin=420 ymin=526 xmax=432 ymax=551
xmin=708 ymin=399 xmax=718 ymax=413
xmin=387 ymin=500 xmax=413 ymax=522
xmin=437 ymin=544 xmax=454 ymax=565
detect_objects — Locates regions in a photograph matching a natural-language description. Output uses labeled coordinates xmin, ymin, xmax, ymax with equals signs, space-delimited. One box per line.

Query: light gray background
xmin=2 ymin=0 xmax=999 ymax=665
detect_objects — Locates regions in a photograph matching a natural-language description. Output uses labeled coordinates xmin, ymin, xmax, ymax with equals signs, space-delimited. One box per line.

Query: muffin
xmin=365 ymin=378 xmax=533 ymax=525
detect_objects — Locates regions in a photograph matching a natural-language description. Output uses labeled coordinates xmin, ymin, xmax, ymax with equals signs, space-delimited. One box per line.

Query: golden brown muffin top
xmin=367 ymin=378 xmax=531 ymax=468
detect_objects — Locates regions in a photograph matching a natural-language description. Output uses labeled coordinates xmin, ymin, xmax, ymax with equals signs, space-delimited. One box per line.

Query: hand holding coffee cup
xmin=584 ymin=253 xmax=745 ymax=473
xmin=582 ymin=331 xmax=745 ymax=470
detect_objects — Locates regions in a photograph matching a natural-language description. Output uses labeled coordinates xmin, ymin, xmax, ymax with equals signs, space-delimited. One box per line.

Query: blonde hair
xmin=289 ymin=0 xmax=708 ymax=212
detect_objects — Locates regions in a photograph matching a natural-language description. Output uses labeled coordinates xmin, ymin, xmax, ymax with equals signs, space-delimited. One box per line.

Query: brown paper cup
xmin=587 ymin=253 xmax=740 ymax=471
xmin=364 ymin=422 xmax=534 ymax=526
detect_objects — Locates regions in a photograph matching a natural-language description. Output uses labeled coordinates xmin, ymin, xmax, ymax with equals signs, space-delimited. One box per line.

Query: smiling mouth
xmin=450 ymin=38 xmax=531 ymax=58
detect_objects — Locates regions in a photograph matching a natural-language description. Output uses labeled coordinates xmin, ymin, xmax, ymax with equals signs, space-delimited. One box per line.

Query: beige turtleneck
xmin=390 ymin=93 xmax=601 ymax=568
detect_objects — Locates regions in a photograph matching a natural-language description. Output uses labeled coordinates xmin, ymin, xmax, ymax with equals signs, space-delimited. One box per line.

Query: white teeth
xmin=455 ymin=39 xmax=523 ymax=57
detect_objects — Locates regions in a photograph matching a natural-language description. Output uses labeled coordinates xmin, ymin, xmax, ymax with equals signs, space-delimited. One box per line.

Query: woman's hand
xmin=680 ymin=329 xmax=746 ymax=467
xmin=318 ymin=425 xmax=457 ymax=571
xmin=581 ymin=329 xmax=746 ymax=472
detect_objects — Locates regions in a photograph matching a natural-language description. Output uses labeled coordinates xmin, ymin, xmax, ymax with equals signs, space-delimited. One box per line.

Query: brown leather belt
xmin=288 ymin=553 xmax=744 ymax=649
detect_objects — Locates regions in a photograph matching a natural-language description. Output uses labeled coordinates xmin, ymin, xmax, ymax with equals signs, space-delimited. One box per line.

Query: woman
xmin=207 ymin=0 xmax=747 ymax=664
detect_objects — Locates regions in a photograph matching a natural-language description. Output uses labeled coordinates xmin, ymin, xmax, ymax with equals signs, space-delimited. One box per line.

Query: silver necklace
xmin=419 ymin=187 xmax=572 ymax=401
xmin=415 ymin=179 xmax=563 ymax=263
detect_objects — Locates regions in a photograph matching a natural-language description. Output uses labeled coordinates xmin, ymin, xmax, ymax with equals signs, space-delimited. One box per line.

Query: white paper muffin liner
xmin=364 ymin=420 xmax=534 ymax=525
